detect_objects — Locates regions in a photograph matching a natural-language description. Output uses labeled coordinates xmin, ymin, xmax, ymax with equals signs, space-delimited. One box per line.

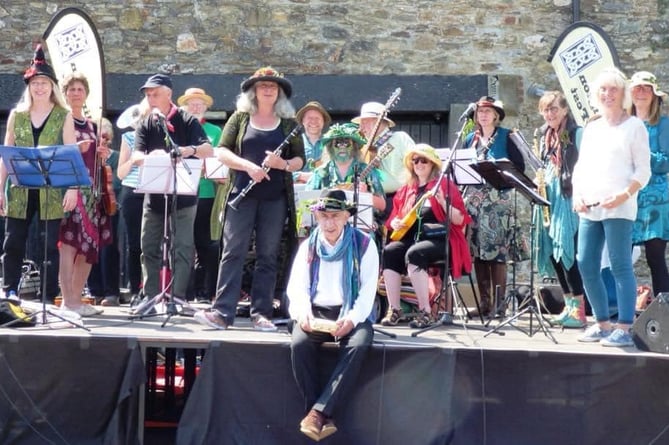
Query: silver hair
xmin=235 ymin=86 xmax=295 ymax=118
xmin=589 ymin=67 xmax=632 ymax=111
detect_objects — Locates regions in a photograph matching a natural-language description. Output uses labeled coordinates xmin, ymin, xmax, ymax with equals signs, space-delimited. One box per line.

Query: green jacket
xmin=210 ymin=111 xmax=305 ymax=242
xmin=7 ymin=107 xmax=68 ymax=220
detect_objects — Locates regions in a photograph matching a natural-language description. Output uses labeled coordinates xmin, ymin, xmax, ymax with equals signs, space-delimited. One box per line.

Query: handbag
xmin=419 ymin=222 xmax=448 ymax=240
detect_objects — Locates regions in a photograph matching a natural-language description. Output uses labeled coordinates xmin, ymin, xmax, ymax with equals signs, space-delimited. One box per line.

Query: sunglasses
xmin=334 ymin=139 xmax=352 ymax=147
xmin=411 ymin=157 xmax=430 ymax=165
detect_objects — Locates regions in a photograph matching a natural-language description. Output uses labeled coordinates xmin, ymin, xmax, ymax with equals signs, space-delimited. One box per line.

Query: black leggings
xmin=644 ymin=238 xmax=669 ymax=295
xmin=382 ymin=238 xmax=446 ymax=274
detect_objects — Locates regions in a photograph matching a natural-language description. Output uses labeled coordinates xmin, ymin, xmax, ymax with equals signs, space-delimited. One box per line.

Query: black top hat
xmin=310 ymin=189 xmax=357 ymax=216
xmin=23 ymin=45 xmax=58 ymax=84
xmin=139 ymin=73 xmax=173 ymax=91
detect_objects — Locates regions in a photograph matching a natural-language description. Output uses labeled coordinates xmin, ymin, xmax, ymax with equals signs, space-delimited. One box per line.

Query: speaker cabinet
xmin=632 ymin=293 xmax=669 ymax=353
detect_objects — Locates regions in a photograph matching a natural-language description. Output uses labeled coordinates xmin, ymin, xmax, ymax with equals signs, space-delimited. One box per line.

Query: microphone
xmin=458 ymin=103 xmax=476 ymax=122
xmin=152 ymin=108 xmax=166 ymax=120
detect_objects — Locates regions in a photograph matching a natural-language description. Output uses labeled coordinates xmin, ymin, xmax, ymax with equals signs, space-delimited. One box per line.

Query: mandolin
xmin=389 ymin=190 xmax=434 ymax=241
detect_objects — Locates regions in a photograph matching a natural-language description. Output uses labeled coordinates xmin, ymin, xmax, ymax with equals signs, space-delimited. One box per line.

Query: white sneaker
xmin=61 ymin=303 xmax=103 ymax=317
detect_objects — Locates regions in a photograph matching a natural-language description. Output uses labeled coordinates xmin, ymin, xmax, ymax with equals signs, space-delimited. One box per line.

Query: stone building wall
xmin=1 ymin=0 xmax=667 ymax=287
xmin=1 ymin=1 xmax=667 ymax=130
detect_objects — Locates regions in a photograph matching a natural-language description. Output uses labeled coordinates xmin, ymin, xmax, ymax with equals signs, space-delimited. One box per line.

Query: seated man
xmin=286 ymin=189 xmax=379 ymax=441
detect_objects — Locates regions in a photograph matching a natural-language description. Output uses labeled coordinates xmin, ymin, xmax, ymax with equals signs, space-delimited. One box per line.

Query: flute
xmin=228 ymin=124 xmax=303 ymax=210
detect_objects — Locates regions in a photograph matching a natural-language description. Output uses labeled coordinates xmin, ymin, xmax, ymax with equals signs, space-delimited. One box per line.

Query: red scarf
xmin=162 ymin=102 xmax=178 ymax=133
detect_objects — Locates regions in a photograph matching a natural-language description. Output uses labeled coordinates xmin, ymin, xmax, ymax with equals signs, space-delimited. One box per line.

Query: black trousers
xmin=290 ymin=305 xmax=373 ymax=418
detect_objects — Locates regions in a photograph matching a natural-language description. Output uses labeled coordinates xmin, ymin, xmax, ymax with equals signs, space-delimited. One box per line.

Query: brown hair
xmin=60 ymin=72 xmax=90 ymax=96
xmin=630 ymin=94 xmax=662 ymax=126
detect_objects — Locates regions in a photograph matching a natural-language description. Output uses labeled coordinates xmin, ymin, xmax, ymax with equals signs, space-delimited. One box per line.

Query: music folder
xmin=136 ymin=153 xmax=203 ymax=195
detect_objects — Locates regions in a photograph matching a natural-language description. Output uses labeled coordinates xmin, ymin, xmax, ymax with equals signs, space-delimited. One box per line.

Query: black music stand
xmin=473 ymin=160 xmax=557 ymax=343
xmin=128 ymin=141 xmax=202 ymax=327
xmin=0 ymin=144 xmax=91 ymax=330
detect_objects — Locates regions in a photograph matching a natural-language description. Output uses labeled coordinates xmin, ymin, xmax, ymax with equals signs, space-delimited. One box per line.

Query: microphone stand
xmin=130 ymin=112 xmax=194 ymax=326
xmin=412 ymin=118 xmax=494 ymax=337
xmin=352 ymin=162 xmax=395 ymax=339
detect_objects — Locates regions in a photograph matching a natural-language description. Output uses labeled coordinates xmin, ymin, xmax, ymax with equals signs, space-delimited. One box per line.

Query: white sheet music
xmin=296 ymin=189 xmax=375 ymax=232
xmin=136 ymin=153 xmax=203 ymax=195
xmin=435 ymin=148 xmax=483 ymax=185
xmin=204 ymin=157 xmax=229 ymax=179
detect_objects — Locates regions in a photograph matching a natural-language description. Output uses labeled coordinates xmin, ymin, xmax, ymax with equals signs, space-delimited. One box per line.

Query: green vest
xmin=7 ymin=107 xmax=68 ymax=220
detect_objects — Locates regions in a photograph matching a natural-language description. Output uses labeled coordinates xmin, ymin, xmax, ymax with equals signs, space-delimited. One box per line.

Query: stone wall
xmin=1 ymin=0 xmax=667 ymax=287
xmin=1 ymin=1 xmax=668 ymax=130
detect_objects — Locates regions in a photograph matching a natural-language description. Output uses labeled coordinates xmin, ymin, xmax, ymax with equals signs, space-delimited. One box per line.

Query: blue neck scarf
xmin=307 ymin=224 xmax=371 ymax=320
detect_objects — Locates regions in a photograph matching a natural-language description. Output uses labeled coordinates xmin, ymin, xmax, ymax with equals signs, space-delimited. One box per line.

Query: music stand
xmin=0 ymin=144 xmax=91 ymax=330
xmin=411 ymin=124 xmax=494 ymax=337
xmin=473 ymin=161 xmax=557 ymax=343
xmin=129 ymin=152 xmax=202 ymax=327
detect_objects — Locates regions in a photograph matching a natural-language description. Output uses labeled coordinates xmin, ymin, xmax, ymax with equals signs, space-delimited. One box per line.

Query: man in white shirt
xmin=286 ymin=189 xmax=379 ymax=441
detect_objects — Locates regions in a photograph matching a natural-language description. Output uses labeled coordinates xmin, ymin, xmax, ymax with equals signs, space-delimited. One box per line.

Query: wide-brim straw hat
xmin=177 ymin=87 xmax=214 ymax=107
xmin=403 ymin=143 xmax=443 ymax=172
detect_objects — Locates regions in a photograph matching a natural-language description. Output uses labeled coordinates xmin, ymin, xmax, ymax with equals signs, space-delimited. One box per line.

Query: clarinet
xmin=228 ymin=124 xmax=303 ymax=210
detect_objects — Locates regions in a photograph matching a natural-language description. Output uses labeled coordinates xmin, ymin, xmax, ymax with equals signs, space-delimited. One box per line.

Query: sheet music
xmin=204 ymin=157 xmax=229 ymax=179
xmin=136 ymin=153 xmax=203 ymax=195
xmin=295 ymin=189 xmax=375 ymax=232
xmin=435 ymin=148 xmax=483 ymax=185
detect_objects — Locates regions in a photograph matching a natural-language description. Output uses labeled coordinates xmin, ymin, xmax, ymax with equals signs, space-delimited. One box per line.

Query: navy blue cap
xmin=140 ymin=73 xmax=173 ymax=91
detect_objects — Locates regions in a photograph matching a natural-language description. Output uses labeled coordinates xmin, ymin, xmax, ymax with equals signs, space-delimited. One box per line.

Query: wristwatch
xmin=190 ymin=145 xmax=198 ymax=155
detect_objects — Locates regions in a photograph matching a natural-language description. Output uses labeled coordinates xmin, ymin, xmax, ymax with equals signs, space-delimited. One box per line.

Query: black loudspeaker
xmin=632 ymin=293 xmax=669 ymax=353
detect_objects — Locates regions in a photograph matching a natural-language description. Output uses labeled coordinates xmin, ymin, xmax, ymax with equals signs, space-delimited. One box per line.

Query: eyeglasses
xmin=334 ymin=139 xmax=352 ymax=147
xmin=411 ymin=157 xmax=430 ymax=165
xmin=541 ymin=106 xmax=560 ymax=114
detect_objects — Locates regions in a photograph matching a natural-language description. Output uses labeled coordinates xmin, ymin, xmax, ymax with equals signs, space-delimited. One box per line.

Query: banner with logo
xmin=42 ymin=7 xmax=105 ymax=121
xmin=548 ymin=22 xmax=620 ymax=126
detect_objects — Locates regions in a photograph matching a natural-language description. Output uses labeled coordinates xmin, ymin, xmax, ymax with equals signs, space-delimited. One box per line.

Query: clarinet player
xmin=194 ymin=67 xmax=305 ymax=332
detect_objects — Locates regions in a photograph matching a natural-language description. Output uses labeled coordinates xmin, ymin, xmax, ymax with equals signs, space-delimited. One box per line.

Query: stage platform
xmin=1 ymin=302 xmax=669 ymax=445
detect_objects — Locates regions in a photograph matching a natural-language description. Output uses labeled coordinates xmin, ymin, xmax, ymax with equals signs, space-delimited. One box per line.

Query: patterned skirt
xmin=464 ymin=184 xmax=514 ymax=262
xmin=632 ymin=174 xmax=669 ymax=244
xmin=59 ymin=188 xmax=112 ymax=264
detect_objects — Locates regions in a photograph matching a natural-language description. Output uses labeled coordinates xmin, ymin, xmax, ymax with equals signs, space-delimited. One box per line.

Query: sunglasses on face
xmin=411 ymin=157 xmax=430 ymax=165
xmin=334 ymin=139 xmax=352 ymax=147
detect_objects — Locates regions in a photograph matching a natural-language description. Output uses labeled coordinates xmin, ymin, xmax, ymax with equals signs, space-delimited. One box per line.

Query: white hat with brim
xmin=351 ymin=102 xmax=395 ymax=127
xmin=630 ymin=71 xmax=668 ymax=99
xmin=117 ymin=104 xmax=143 ymax=130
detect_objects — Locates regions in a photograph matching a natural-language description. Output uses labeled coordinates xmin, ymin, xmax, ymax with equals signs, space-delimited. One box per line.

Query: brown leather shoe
xmin=320 ymin=418 xmax=338 ymax=440
xmin=300 ymin=409 xmax=325 ymax=441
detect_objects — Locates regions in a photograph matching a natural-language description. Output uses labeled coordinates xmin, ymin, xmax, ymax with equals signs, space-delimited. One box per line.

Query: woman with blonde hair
xmin=574 ymin=68 xmax=651 ymax=347
xmin=380 ymin=143 xmax=471 ymax=328
xmin=0 ymin=45 xmax=76 ymax=304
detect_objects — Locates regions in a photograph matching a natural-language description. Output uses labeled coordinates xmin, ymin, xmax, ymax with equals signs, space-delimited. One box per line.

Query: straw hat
xmin=403 ymin=143 xmax=443 ymax=172
xmin=351 ymin=102 xmax=395 ymax=127
xmin=177 ymin=87 xmax=214 ymax=107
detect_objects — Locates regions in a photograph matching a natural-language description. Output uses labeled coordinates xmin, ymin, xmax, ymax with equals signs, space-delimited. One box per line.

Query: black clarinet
xmin=228 ymin=124 xmax=303 ymax=210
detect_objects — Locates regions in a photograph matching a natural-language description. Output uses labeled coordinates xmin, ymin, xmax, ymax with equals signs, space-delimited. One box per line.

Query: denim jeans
xmin=212 ymin=195 xmax=287 ymax=324
xmin=577 ymin=218 xmax=636 ymax=324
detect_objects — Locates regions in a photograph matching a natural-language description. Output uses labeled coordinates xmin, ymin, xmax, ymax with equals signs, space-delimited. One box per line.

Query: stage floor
xmin=12 ymin=301 xmax=661 ymax=357
xmin=4 ymin=302 xmax=669 ymax=445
